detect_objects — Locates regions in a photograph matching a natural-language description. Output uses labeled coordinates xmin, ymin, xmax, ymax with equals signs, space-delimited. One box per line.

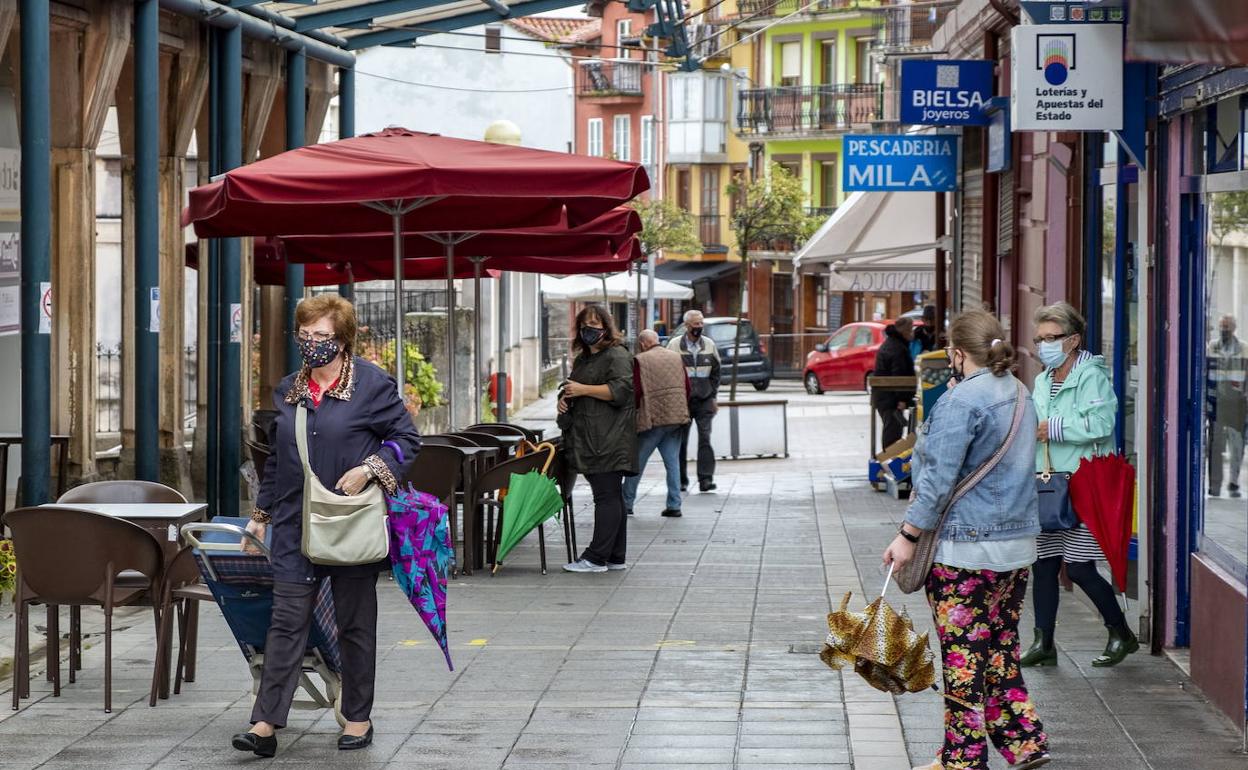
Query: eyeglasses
xmin=295 ymin=331 xmax=336 ymax=343
xmin=1032 ymin=333 xmax=1069 ymax=345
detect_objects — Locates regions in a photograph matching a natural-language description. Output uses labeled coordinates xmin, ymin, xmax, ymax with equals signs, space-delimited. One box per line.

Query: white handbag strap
xmin=295 ymin=404 xmax=314 ymax=473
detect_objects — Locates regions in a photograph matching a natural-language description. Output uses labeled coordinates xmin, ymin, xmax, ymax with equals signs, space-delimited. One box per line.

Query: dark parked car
xmin=671 ymin=317 xmax=772 ymax=391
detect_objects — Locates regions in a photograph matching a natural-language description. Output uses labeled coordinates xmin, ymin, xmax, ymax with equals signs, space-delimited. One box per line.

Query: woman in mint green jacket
xmin=1021 ymin=302 xmax=1138 ymax=669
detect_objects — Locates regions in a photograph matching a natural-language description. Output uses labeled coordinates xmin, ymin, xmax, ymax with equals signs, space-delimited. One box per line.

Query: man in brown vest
xmin=624 ymin=330 xmax=691 ymax=517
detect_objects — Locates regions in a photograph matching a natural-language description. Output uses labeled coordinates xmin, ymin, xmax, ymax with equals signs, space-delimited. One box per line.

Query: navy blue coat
xmin=256 ymin=356 xmax=421 ymax=584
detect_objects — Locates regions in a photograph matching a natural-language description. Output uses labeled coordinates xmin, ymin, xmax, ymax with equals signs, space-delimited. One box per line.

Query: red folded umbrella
xmin=184 ymin=127 xmax=649 ymax=237
xmin=1068 ymin=454 xmax=1136 ymax=591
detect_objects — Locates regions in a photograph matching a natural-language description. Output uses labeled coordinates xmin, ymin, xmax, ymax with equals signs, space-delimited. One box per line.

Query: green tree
xmin=724 ymin=164 xmax=820 ymax=400
xmin=629 ymin=197 xmax=702 ymax=333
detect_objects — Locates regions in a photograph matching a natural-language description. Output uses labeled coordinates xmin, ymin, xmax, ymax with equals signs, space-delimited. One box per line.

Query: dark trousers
xmin=252 ymin=574 xmax=379 ymax=728
xmin=679 ymin=399 xmax=716 ymax=485
xmin=1031 ymin=556 xmax=1125 ymax=634
xmin=581 ymin=471 xmax=627 ymax=566
xmin=876 ymin=404 xmax=907 ymax=453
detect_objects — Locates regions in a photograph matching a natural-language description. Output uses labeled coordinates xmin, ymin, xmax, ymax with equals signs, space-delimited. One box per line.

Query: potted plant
xmin=361 ymin=337 xmax=444 ymax=418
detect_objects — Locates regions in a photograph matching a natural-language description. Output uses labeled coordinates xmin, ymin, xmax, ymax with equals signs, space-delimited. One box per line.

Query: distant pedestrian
xmin=559 ymin=304 xmax=638 ymax=573
xmin=883 ymin=310 xmax=1050 ymax=770
xmin=236 ymin=294 xmax=421 ymax=758
xmin=669 ymin=310 xmax=720 ymax=493
xmin=913 ymin=305 xmax=939 ymax=356
xmin=1207 ymin=313 xmax=1248 ymax=498
xmin=624 ymin=329 xmax=690 ymax=518
xmin=872 ymin=316 xmax=916 ymax=452
xmin=1022 ymin=302 xmax=1137 ymax=669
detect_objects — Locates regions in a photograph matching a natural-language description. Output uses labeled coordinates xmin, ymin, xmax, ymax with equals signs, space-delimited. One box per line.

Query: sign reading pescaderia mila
xmin=1011 ymin=23 xmax=1123 ymax=131
xmin=843 ymin=134 xmax=958 ymax=193
xmin=900 ymin=60 xmax=994 ymax=126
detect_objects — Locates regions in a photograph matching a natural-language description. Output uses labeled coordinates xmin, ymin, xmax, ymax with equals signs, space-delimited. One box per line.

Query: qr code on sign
xmin=935 ymin=65 xmax=959 ymax=89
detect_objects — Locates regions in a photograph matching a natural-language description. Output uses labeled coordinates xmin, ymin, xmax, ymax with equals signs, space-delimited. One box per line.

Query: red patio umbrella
xmin=1068 ymin=454 xmax=1137 ymax=592
xmin=186 ymin=240 xmax=355 ymax=287
xmin=183 ymin=127 xmax=649 ymax=421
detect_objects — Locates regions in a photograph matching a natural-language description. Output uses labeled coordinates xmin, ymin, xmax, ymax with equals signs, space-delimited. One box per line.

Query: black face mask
xmin=580 ymin=326 xmax=606 ymax=347
xmin=688 ymin=327 xmax=703 ymax=340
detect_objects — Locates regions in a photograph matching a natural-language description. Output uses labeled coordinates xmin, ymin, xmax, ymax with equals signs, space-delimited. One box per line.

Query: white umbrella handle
xmin=881 ymin=562 xmax=895 ymax=599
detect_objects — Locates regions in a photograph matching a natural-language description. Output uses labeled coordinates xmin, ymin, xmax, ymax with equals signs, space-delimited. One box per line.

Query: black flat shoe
xmin=660 ymin=508 xmax=682 ymax=517
xmin=232 ymin=731 xmax=277 ymax=758
xmin=338 ymin=725 xmax=374 ymax=751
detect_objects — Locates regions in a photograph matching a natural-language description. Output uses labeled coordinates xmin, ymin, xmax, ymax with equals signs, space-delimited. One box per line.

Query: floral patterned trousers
xmin=926 ymin=564 xmax=1049 ymax=769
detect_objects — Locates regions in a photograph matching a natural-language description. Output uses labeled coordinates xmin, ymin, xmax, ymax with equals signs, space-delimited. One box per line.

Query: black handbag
xmin=1036 ymin=443 xmax=1077 ymax=532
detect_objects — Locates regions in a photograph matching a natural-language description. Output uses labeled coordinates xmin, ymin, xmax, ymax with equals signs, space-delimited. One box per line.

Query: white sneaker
xmin=562 ymin=559 xmax=608 ymax=573
xmin=606 ymin=562 xmax=628 ymax=571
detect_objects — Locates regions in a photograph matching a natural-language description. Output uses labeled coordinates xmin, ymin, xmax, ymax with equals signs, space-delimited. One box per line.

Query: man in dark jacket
xmin=668 ymin=310 xmax=721 ymax=492
xmin=873 ymin=317 xmax=916 ymax=452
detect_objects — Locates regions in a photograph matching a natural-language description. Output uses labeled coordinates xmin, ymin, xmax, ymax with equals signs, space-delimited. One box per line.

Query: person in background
xmin=873 ymin=316 xmax=917 ymax=453
xmin=884 ymin=310 xmax=1049 ymax=770
xmin=1207 ymin=313 xmax=1248 ymax=498
xmin=669 ymin=309 xmax=720 ymax=493
xmin=558 ymin=304 xmax=638 ymax=573
xmin=236 ymin=294 xmax=420 ymax=758
xmin=623 ymin=330 xmax=690 ymax=518
xmin=913 ymin=305 xmax=940 ymax=357
xmin=1021 ymin=302 xmax=1137 ymax=669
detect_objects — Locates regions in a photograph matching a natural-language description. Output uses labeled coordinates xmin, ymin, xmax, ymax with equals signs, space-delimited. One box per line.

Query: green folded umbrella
xmin=492 ymin=470 xmax=564 ymax=573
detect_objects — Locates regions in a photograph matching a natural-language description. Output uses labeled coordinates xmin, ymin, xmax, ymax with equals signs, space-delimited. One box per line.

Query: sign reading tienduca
xmin=842 ymin=134 xmax=958 ymax=192
xmin=900 ymin=60 xmax=994 ymax=126
xmin=1011 ymin=23 xmax=1123 ymax=131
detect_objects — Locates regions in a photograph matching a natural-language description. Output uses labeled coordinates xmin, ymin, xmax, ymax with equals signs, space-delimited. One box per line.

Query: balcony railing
xmin=736 ymin=0 xmax=865 ymax=19
xmin=699 ymin=214 xmax=726 ymax=249
xmin=578 ymin=59 xmax=643 ymax=97
xmin=871 ymin=5 xmax=947 ymax=54
xmin=736 ymin=84 xmax=884 ymax=136
xmin=688 ymin=24 xmax=728 ymax=61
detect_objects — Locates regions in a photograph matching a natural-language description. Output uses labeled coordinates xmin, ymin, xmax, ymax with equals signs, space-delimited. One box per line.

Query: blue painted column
xmin=134 ymin=0 xmax=160 ymax=481
xmin=206 ymin=28 xmax=222 ymax=511
xmin=218 ymin=25 xmax=243 ymax=515
xmin=337 ymin=67 xmax=355 ymax=301
xmin=284 ymin=48 xmax=306 ymax=372
xmin=20 ymin=0 xmax=51 ymax=506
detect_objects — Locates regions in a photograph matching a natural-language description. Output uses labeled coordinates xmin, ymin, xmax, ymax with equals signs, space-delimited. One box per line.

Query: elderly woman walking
xmin=884 ymin=310 xmax=1050 ymax=770
xmin=1021 ymin=302 xmax=1137 ymax=668
xmin=235 ymin=294 xmax=420 ymax=757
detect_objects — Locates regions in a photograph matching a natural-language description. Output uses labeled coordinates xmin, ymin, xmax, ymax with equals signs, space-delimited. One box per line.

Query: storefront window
xmin=1202 ymin=190 xmax=1248 ymax=572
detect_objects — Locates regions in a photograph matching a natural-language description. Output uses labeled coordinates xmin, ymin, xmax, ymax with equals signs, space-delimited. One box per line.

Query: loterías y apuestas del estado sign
xmin=1010 ymin=23 xmax=1123 ymax=131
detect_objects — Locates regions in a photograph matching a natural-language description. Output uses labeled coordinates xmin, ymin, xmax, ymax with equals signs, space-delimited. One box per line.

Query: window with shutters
xmin=587 ymin=118 xmax=603 ymax=157
xmin=780 ymin=42 xmax=801 ymax=87
xmin=612 ymin=115 xmax=631 ymax=161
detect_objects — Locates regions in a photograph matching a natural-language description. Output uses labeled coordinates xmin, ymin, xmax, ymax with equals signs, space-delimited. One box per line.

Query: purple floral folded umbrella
xmin=387 ymin=484 xmax=454 ymax=670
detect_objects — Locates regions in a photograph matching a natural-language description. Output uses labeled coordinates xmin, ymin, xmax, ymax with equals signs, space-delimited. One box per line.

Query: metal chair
xmin=423 ymin=434 xmax=481 ymax=448
xmin=3 ymin=506 xmax=164 ymax=713
xmin=59 ymin=480 xmax=187 ymax=504
xmin=473 ymin=443 xmax=559 ymax=573
xmin=464 ymin=423 xmax=530 ymax=440
xmin=149 ymin=545 xmax=212 ymax=706
xmin=403 ymin=444 xmax=465 ymax=565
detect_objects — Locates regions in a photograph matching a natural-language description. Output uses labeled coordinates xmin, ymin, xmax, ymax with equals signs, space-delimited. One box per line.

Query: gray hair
xmin=683 ymin=309 xmax=704 ymax=324
xmin=1033 ymin=302 xmax=1086 ymax=338
xmin=638 ymin=329 xmax=660 ymax=346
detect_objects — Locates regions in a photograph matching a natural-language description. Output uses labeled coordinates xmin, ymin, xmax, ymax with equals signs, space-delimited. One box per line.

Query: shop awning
xmin=1127 ymin=0 xmax=1248 ymax=64
xmin=654 ymin=259 xmax=739 ymax=285
xmin=794 ymin=191 xmax=946 ymax=293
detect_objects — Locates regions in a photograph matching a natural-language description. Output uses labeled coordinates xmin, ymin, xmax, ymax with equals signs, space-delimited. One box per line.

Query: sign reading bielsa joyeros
xmin=1011 ymin=23 xmax=1122 ymax=131
xmin=843 ymin=135 xmax=958 ymax=193
xmin=900 ymin=60 xmax=994 ymax=126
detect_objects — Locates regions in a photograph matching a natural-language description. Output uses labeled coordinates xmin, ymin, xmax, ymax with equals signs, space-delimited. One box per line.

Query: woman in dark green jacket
xmin=558 ymin=304 xmax=638 ymax=573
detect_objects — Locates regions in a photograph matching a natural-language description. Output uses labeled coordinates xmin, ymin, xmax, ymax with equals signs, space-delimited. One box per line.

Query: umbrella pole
xmin=392 ymin=211 xmax=405 ymax=396
xmin=601 ymin=275 xmax=608 ymax=306
xmin=473 ymin=258 xmax=483 ymax=425
xmin=446 ymin=241 xmax=456 ymax=430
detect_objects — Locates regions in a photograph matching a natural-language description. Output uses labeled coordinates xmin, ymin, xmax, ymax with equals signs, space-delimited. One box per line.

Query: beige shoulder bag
xmin=296 ymin=404 xmax=390 ymax=566
xmin=894 ymin=379 xmax=1028 ymax=594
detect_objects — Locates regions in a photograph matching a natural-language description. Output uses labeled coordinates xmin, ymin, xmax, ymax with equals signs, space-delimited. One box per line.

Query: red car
xmin=804 ymin=321 xmax=928 ymax=394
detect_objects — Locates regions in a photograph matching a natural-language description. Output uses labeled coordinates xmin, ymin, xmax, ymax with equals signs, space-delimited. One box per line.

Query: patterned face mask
xmin=298 ymin=336 xmax=341 ymax=369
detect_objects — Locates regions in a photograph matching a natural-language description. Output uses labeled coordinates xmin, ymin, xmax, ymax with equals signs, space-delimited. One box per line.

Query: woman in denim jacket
xmin=1020 ymin=302 xmax=1137 ymax=669
xmin=884 ymin=311 xmax=1050 ymax=770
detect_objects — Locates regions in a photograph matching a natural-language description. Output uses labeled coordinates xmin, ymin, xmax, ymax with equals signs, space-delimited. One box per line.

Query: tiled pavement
xmin=0 ymin=384 xmax=1243 ymax=769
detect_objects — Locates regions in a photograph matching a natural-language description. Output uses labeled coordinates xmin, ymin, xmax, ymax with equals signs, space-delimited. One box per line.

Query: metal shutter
xmin=960 ymin=132 xmax=985 ymax=310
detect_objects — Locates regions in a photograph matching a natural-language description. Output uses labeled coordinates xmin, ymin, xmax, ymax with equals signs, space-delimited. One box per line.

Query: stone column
xmin=47 ymin=2 xmax=132 ymax=482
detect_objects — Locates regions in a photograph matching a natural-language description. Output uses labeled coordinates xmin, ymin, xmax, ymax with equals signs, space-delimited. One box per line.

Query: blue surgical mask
xmin=1038 ymin=340 xmax=1068 ymax=369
